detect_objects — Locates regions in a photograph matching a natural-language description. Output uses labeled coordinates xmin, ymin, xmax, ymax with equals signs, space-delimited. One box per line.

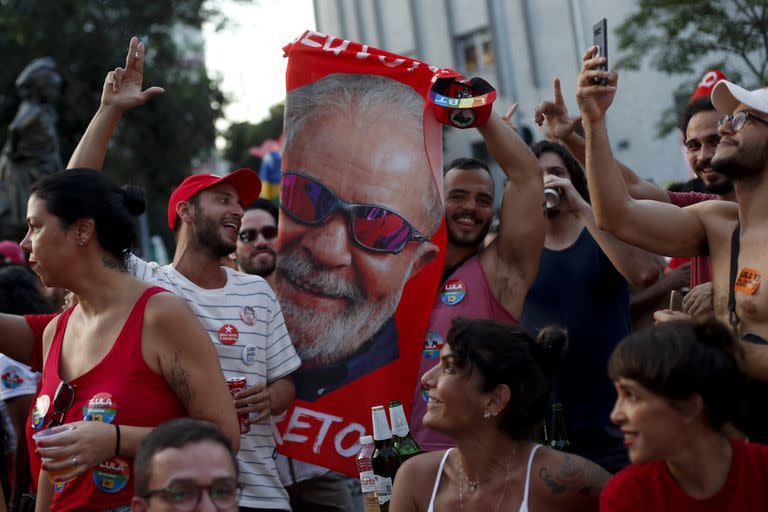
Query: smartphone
xmin=592 ymin=18 xmax=608 ymax=85
xmin=670 ymin=290 xmax=684 ymax=312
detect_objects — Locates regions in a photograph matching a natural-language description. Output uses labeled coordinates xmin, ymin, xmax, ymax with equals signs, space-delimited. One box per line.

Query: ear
xmin=677 ymin=394 xmax=705 ymax=424
xmin=408 ymin=241 xmax=440 ymax=278
xmin=176 ymin=200 xmax=195 ymax=226
xmin=72 ymin=218 xmax=95 ymax=245
xmin=485 ymin=383 xmax=512 ymax=417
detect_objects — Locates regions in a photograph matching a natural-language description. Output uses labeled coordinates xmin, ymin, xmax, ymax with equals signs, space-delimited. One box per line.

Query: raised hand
xmin=101 ymin=36 xmax=164 ymax=112
xmin=535 ymin=78 xmax=582 ymax=140
xmin=575 ymin=47 xmax=617 ymax=122
xmin=500 ymin=103 xmax=519 ymax=130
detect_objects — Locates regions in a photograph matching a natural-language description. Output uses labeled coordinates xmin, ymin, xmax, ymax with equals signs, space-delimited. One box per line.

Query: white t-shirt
xmin=128 ymin=255 xmax=301 ymax=510
xmin=0 ymin=354 xmax=40 ymax=400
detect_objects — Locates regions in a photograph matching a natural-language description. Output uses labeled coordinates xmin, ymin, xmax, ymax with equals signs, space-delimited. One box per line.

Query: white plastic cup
xmin=32 ymin=424 xmax=75 ymax=481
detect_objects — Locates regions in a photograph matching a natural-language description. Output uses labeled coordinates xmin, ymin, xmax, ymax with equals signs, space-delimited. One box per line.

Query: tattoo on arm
xmin=540 ymin=455 xmax=610 ymax=497
xmin=538 ymin=467 xmax=566 ymax=494
xmin=167 ymin=351 xmax=195 ymax=409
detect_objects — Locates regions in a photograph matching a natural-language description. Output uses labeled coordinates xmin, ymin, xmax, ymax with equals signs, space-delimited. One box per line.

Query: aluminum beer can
xmin=226 ymin=376 xmax=251 ymax=434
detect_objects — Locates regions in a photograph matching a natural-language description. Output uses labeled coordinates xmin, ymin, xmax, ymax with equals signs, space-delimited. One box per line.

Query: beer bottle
xmin=371 ymin=405 xmax=400 ymax=511
xmin=356 ymin=435 xmax=381 ymax=512
xmin=388 ymin=400 xmax=422 ymax=461
xmin=535 ymin=418 xmax=548 ymax=445
xmin=549 ymin=403 xmax=571 ymax=452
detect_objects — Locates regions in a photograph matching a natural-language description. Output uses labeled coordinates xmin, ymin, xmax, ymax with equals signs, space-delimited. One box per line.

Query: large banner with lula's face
xmin=272 ymin=30 xmax=447 ymax=475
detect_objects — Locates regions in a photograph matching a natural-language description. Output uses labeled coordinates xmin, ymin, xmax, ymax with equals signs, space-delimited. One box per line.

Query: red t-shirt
xmin=600 ymin=439 xmax=768 ymax=511
xmin=666 ymin=191 xmax=718 ymax=288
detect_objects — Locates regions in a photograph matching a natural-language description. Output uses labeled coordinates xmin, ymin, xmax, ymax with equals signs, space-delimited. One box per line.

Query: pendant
xmin=468 ymin=480 xmax=478 ymax=494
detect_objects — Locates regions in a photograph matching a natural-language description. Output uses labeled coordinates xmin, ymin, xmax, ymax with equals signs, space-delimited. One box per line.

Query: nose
xmin=421 ymin=363 xmax=439 ymax=389
xmin=232 ymin=202 xmax=244 ymax=218
xmin=301 ymin=213 xmax=353 ymax=268
xmin=609 ymin=398 xmax=625 ymax=426
xmin=717 ymin=119 xmax=734 ymax=137
xmin=197 ymin=489 xmax=219 ymax=512
xmin=20 ymin=229 xmax=32 ymax=253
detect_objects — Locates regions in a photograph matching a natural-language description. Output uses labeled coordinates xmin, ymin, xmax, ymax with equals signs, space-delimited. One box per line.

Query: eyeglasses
xmin=47 ymin=381 xmax=76 ymax=428
xmin=718 ymin=110 xmax=768 ymax=132
xmin=238 ymin=226 xmax=278 ymax=243
xmin=280 ymin=171 xmax=429 ymax=254
xmin=143 ymin=478 xmax=243 ymax=511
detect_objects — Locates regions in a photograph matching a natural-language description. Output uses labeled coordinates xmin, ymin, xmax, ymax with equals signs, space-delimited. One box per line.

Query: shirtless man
xmin=575 ymin=46 xmax=768 ymax=383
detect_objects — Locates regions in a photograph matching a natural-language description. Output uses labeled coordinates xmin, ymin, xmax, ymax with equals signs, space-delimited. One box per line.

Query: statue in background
xmin=0 ymin=57 xmax=63 ymax=233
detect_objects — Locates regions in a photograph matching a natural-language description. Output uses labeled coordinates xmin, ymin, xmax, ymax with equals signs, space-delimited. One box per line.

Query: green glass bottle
xmin=388 ymin=400 xmax=422 ymax=461
xmin=371 ymin=405 xmax=400 ymax=512
xmin=549 ymin=403 xmax=572 ymax=452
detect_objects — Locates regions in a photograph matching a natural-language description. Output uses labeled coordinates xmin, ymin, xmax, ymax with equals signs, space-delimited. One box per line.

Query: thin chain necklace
xmin=456 ymin=446 xmax=520 ymax=511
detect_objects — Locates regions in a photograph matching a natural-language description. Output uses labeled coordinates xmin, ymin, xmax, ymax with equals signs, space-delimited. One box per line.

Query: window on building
xmin=456 ymin=30 xmax=495 ymax=73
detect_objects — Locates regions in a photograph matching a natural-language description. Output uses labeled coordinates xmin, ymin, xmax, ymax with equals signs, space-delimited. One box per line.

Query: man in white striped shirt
xmin=68 ymin=37 xmax=301 ymax=512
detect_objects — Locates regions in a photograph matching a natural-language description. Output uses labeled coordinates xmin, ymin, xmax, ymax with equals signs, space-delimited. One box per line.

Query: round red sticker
xmin=218 ymin=324 xmax=239 ymax=345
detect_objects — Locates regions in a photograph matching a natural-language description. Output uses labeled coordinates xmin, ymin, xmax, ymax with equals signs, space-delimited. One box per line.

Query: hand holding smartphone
xmin=670 ymin=290 xmax=685 ymax=312
xmin=592 ymin=18 xmax=608 ymax=85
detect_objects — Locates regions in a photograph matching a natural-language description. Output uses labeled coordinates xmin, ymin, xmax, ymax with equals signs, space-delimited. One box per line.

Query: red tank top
xmin=31 ymin=286 xmax=186 ymax=510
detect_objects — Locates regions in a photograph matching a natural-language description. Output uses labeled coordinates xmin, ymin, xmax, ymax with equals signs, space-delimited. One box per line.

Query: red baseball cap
xmin=0 ymin=240 xmax=25 ymax=265
xmin=167 ymin=168 xmax=262 ymax=230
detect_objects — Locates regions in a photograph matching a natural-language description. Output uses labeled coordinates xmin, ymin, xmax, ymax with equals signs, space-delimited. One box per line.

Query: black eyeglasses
xmin=238 ymin=226 xmax=278 ymax=243
xmin=143 ymin=478 xmax=243 ymax=511
xmin=718 ymin=110 xmax=768 ymax=132
xmin=47 ymin=380 xmax=76 ymax=428
xmin=280 ymin=171 xmax=429 ymax=254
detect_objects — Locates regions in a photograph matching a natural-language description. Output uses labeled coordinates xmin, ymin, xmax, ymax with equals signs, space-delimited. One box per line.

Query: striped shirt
xmin=128 ymin=256 xmax=301 ymax=510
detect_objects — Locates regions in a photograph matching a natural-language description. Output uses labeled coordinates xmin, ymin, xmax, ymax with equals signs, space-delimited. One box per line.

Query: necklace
xmin=458 ymin=445 xmax=519 ymax=494
xmin=457 ymin=452 xmax=513 ymax=512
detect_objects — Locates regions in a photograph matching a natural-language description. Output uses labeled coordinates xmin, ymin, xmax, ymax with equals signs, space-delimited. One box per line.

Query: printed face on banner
xmin=276 ymin=73 xmax=441 ymax=398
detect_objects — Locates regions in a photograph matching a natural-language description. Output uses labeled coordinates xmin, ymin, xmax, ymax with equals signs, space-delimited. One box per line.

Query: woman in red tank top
xmin=21 ymin=168 xmax=240 ymax=511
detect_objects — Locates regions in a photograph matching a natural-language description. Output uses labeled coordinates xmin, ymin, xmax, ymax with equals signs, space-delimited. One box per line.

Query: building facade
xmin=313 ymin=0 xmax=692 ymax=199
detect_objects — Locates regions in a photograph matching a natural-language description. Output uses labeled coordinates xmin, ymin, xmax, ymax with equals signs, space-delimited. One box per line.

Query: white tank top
xmin=426 ymin=444 xmax=542 ymax=512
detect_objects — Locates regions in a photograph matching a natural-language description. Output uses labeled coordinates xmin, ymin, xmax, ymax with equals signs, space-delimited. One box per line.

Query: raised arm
xmin=576 ymin=48 xmax=708 ymax=257
xmin=68 ymin=36 xmax=164 ymax=170
xmin=544 ymin=173 xmax=660 ymax=286
xmin=478 ymin=111 xmax=545 ymax=312
xmin=536 ymin=78 xmax=671 ymax=204
xmin=0 ymin=314 xmax=36 ymax=363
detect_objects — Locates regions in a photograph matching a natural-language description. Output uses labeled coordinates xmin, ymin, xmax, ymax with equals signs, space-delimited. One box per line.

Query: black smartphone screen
xmin=592 ymin=18 xmax=608 ymax=85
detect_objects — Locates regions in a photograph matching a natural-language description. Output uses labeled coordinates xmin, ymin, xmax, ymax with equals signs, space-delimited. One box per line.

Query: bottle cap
xmin=371 ymin=405 xmax=393 ymax=440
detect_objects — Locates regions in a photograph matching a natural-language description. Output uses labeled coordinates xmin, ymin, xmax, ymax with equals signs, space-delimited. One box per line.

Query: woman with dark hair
xmin=601 ymin=319 xmax=768 ymax=510
xmin=21 ymin=169 xmax=239 ymax=511
xmin=391 ymin=317 xmax=610 ymax=511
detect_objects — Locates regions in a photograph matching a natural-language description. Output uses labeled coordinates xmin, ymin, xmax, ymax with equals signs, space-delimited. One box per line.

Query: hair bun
xmin=533 ymin=326 xmax=568 ymax=375
xmin=694 ymin=318 xmax=736 ymax=351
xmin=122 ymin=185 xmax=146 ymax=216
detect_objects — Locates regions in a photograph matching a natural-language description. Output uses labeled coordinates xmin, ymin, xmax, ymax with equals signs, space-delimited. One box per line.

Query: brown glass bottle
xmin=549 ymin=403 xmax=571 ymax=452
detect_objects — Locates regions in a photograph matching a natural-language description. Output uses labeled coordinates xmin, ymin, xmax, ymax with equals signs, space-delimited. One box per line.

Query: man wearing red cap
xmin=65 ymin=38 xmax=301 ymax=511
xmin=575 ymin=49 xmax=768 ymax=385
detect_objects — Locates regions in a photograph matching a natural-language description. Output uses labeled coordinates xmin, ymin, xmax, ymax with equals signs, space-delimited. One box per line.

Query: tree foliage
xmin=0 ymin=0 xmax=248 ymax=245
xmin=615 ymin=0 xmax=768 ymax=135
xmin=223 ymin=102 xmax=284 ymax=170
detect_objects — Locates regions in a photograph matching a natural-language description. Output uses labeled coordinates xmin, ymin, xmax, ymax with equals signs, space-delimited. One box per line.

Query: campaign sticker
xmin=441 ymin=279 xmax=466 ymax=305
xmin=735 ymin=267 xmax=763 ymax=295
xmin=242 ymin=344 xmax=258 ymax=365
xmin=92 ymin=457 xmax=130 ymax=493
xmin=240 ymin=305 xmax=256 ymax=326
xmin=32 ymin=395 xmax=50 ymax=430
xmin=54 ymin=481 xmax=66 ymax=493
xmin=218 ymin=324 xmax=239 ymax=345
xmin=422 ymin=331 xmax=443 ymax=360
xmin=83 ymin=392 xmax=117 ymax=423
xmin=421 ymin=387 xmax=429 ymax=402
xmin=1 ymin=365 xmax=23 ymax=389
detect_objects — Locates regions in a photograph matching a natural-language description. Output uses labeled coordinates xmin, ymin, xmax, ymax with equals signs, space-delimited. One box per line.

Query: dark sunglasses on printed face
xmin=238 ymin=226 xmax=278 ymax=243
xmin=280 ymin=171 xmax=429 ymax=254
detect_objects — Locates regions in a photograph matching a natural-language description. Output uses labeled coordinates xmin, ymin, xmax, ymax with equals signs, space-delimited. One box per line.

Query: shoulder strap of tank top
xmin=440 ymin=253 xmax=478 ymax=288
xmin=520 ymin=444 xmax=542 ymax=510
xmin=728 ymin=223 xmax=741 ymax=334
xmin=427 ymin=448 xmax=454 ymax=512
xmin=46 ymin=306 xmax=77 ymax=373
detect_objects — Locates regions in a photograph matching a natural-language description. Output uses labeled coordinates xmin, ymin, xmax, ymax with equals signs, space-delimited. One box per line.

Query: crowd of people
xmin=0 ymin=32 xmax=767 ymax=512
